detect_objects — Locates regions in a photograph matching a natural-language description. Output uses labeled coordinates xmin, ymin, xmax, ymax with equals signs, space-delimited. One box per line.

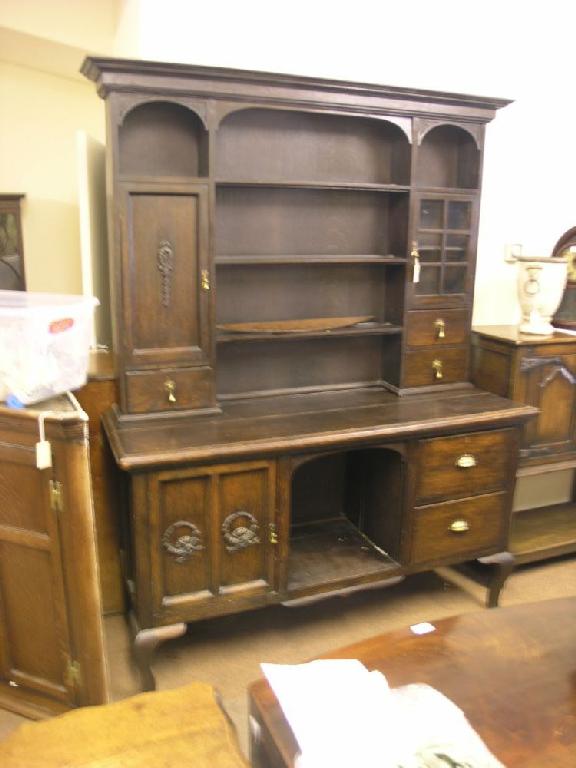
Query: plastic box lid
xmin=0 ymin=290 xmax=98 ymax=316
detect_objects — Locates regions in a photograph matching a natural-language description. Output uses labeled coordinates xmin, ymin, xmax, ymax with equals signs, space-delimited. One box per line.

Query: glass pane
xmin=446 ymin=233 xmax=468 ymax=262
xmin=420 ymin=200 xmax=444 ymax=229
xmin=444 ymin=266 xmax=467 ymax=294
xmin=418 ymin=232 xmax=442 ymax=262
xmin=447 ymin=201 xmax=471 ymax=230
xmin=415 ymin=266 xmax=441 ymax=295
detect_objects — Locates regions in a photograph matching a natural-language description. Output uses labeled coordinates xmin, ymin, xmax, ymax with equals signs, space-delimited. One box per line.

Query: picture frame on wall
xmin=0 ymin=194 xmax=26 ymax=291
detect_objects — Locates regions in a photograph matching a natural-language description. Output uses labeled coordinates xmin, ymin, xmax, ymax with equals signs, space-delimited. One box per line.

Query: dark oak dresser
xmin=82 ymin=58 xmax=536 ymax=688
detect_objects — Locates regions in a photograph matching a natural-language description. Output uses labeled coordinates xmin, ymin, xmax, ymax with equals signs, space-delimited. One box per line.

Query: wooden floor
xmin=0 ymin=555 xmax=574 ymax=757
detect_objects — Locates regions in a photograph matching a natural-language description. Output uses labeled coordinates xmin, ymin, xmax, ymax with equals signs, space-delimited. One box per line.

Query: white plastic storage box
xmin=0 ymin=290 xmax=99 ymax=405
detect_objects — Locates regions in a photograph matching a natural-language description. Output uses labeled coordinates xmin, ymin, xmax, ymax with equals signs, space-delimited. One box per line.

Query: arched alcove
xmin=119 ymin=101 xmax=208 ymax=177
xmin=418 ymin=124 xmax=479 ymax=189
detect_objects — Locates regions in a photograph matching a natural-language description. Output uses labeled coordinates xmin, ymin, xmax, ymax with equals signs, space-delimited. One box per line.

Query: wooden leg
xmin=477 ymin=551 xmax=516 ymax=608
xmin=128 ymin=613 xmax=186 ymax=691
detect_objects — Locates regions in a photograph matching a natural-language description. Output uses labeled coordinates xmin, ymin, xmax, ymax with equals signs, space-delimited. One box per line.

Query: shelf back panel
xmin=216 ymin=108 xmax=410 ymax=185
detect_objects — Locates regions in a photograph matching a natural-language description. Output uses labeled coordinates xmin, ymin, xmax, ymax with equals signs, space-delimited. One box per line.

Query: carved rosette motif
xmin=222 ymin=510 xmax=260 ymax=552
xmin=157 ymin=239 xmax=174 ymax=307
xmin=162 ymin=521 xmax=204 ymax=563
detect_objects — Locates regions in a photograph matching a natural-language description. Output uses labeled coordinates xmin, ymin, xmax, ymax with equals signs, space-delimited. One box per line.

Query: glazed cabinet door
xmin=408 ymin=193 xmax=478 ymax=309
xmin=143 ymin=460 xmax=277 ymax=626
xmin=119 ymin=181 xmax=216 ymax=414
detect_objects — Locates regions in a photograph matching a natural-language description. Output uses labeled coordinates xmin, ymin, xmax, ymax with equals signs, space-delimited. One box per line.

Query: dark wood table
xmin=249 ymin=597 xmax=576 ymax=767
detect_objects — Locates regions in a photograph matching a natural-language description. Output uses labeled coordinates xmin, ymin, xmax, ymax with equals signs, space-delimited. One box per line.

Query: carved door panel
xmin=118 ymin=182 xmax=215 ymax=414
xmin=149 ymin=460 xmax=277 ymax=625
xmin=518 ymin=352 xmax=576 ymax=458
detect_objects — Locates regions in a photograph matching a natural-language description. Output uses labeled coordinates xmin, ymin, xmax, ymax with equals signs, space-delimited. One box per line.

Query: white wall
xmin=133 ymin=0 xmax=576 ymax=325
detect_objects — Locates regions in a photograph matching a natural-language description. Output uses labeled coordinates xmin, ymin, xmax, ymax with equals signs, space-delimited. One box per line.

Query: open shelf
xmin=216 ymin=180 xmax=410 ymax=193
xmin=216 ymin=108 xmax=411 ymax=186
xmin=286 ymin=518 xmax=400 ymax=596
xmin=217 ymin=321 xmax=402 ymax=343
xmin=510 ymin=502 xmax=576 ymax=564
xmin=216 ymin=255 xmax=407 ymax=266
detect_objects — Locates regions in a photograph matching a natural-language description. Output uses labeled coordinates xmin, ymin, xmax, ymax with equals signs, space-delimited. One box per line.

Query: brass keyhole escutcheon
xmin=434 ymin=318 xmax=446 ymax=339
xmin=201 ymin=269 xmax=210 ymax=291
xmin=432 ymin=359 xmax=443 ymax=380
xmin=164 ymin=379 xmax=177 ymax=403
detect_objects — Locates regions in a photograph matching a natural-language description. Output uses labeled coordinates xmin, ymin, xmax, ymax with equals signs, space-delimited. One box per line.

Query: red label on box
xmin=49 ymin=318 xmax=74 ymax=334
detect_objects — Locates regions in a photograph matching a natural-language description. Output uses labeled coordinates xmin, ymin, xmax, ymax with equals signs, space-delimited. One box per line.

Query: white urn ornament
xmin=515 ymin=256 xmax=568 ymax=335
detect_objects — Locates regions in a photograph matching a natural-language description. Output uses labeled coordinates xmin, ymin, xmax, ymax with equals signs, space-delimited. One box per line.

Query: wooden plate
xmin=217 ymin=316 xmax=374 ymax=334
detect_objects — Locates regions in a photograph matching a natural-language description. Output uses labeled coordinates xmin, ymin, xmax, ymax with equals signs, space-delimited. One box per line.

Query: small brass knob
xmin=269 ymin=523 xmax=278 ymax=545
xmin=456 ymin=454 xmax=477 ymax=469
xmin=434 ymin=318 xmax=446 ymax=339
xmin=432 ymin=359 xmax=443 ymax=380
xmin=164 ymin=379 xmax=177 ymax=403
xmin=449 ymin=519 xmax=470 ymax=533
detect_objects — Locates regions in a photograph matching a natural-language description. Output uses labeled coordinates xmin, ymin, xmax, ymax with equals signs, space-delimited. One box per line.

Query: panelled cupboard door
xmin=120 ymin=182 xmax=211 ymax=372
xmin=517 ymin=350 xmax=576 ymax=457
xmin=0 ymin=406 xmax=108 ymax=718
xmin=148 ymin=461 xmax=277 ymax=624
xmin=0 ymin=447 xmax=75 ymax=710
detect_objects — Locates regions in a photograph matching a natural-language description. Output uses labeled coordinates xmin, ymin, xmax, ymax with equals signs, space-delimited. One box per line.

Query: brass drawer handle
xmin=456 ymin=453 xmax=477 ymax=469
xmin=434 ymin=318 xmax=446 ymax=339
xmin=432 ymin=359 xmax=443 ymax=380
xmin=449 ymin=519 xmax=470 ymax=533
xmin=164 ymin=379 xmax=177 ymax=403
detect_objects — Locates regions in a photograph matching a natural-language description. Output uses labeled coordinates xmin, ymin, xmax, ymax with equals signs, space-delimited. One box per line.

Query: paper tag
xmin=413 ymin=260 xmax=421 ymax=283
xmin=36 ymin=440 xmax=52 ymax=469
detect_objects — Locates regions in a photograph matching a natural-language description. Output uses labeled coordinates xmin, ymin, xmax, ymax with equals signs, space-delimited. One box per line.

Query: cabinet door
xmin=408 ymin=194 xmax=478 ymax=309
xmin=119 ymin=181 xmax=215 ymax=414
xmin=0 ymin=445 xmax=75 ymax=712
xmin=0 ymin=411 xmax=107 ymax=717
xmin=147 ymin=460 xmax=277 ymax=625
xmin=517 ymin=351 xmax=576 ymax=458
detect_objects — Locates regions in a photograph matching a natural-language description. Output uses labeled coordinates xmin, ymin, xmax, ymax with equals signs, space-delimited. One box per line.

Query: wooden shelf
xmin=510 ymin=502 xmax=576 ymax=564
xmin=216 ymin=179 xmax=410 ymax=193
xmin=217 ymin=322 xmax=402 ymax=343
xmin=286 ymin=517 xmax=400 ymax=597
xmin=216 ymin=255 xmax=407 ymax=266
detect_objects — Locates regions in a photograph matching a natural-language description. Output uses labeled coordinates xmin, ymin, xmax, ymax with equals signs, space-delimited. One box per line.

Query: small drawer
xmin=410 ymin=492 xmax=507 ymax=564
xmin=415 ymin=428 xmax=515 ymax=504
xmin=405 ymin=310 xmax=469 ymax=347
xmin=124 ymin=367 xmax=215 ymax=414
xmin=403 ymin=347 xmax=468 ymax=388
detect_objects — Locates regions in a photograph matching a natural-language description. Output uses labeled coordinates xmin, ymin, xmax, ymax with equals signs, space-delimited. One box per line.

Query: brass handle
xmin=432 ymin=359 xmax=443 ymax=380
xmin=456 ymin=453 xmax=477 ymax=469
xmin=449 ymin=519 xmax=470 ymax=533
xmin=434 ymin=318 xmax=446 ymax=339
xmin=164 ymin=379 xmax=177 ymax=403
xmin=411 ymin=241 xmax=421 ymax=284
xmin=269 ymin=523 xmax=278 ymax=545
xmin=201 ymin=269 xmax=210 ymax=291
